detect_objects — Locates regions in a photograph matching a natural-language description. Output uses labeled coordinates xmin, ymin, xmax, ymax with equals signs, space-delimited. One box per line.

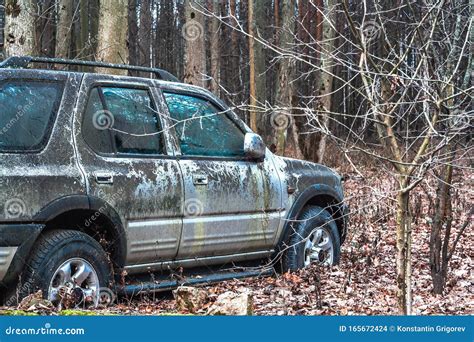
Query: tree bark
xmin=248 ymin=0 xmax=258 ymax=132
xmin=128 ymin=0 xmax=138 ymax=66
xmin=55 ymin=0 xmax=74 ymax=59
xmin=315 ymin=0 xmax=336 ymax=163
xmin=274 ymin=0 xmax=294 ymax=155
xmin=138 ymin=0 xmax=151 ymax=68
xmin=183 ymin=0 xmax=206 ymax=87
xmin=208 ymin=0 xmax=220 ymax=95
xmin=430 ymin=144 xmax=455 ymax=294
xmin=96 ymin=0 xmax=129 ymax=74
xmin=4 ymin=0 xmax=36 ymax=57
xmin=251 ymin=0 xmax=268 ymax=135
xmin=274 ymin=0 xmax=303 ymax=158
xmin=396 ymin=189 xmax=412 ymax=314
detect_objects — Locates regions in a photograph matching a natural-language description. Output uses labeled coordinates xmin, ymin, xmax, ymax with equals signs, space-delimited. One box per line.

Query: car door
xmin=159 ymin=88 xmax=283 ymax=260
xmin=75 ymin=75 xmax=183 ymax=268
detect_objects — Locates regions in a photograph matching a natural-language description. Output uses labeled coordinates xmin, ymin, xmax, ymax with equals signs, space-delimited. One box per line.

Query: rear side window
xmin=82 ymin=86 xmax=163 ymax=156
xmin=0 ymin=80 xmax=63 ymax=152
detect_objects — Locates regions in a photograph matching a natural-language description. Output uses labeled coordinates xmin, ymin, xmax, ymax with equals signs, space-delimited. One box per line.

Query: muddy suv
xmin=0 ymin=56 xmax=348 ymax=306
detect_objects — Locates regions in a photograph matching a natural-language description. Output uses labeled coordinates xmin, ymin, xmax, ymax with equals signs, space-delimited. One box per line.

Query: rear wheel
xmin=283 ymin=205 xmax=341 ymax=271
xmin=13 ymin=230 xmax=112 ymax=308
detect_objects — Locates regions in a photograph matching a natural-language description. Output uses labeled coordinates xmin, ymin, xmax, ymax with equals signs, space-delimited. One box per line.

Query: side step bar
xmin=116 ymin=268 xmax=275 ymax=296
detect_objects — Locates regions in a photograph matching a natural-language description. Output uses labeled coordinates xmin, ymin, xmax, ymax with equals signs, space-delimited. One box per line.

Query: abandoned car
xmin=0 ymin=56 xmax=348 ymax=306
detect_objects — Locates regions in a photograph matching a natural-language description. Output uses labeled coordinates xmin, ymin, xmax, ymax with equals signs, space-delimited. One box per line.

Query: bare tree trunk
xmin=430 ymin=144 xmax=455 ymax=294
xmin=396 ymin=189 xmax=412 ymax=314
xmin=138 ymin=0 xmax=151 ymax=67
xmin=274 ymin=0 xmax=279 ymax=32
xmin=55 ymin=0 xmax=73 ymax=59
xmin=0 ymin=0 xmax=4 ymax=59
xmin=208 ymin=0 xmax=220 ymax=95
xmin=250 ymin=0 xmax=268 ymax=136
xmin=4 ymin=0 xmax=36 ymax=57
xmin=183 ymin=0 xmax=206 ymax=87
xmin=274 ymin=0 xmax=303 ymax=158
xmin=315 ymin=0 xmax=336 ymax=163
xmin=96 ymin=0 xmax=129 ymax=74
xmin=274 ymin=0 xmax=293 ymax=155
xmin=128 ymin=0 xmax=138 ymax=66
xmin=248 ymin=0 xmax=258 ymax=132
xmin=34 ymin=0 xmax=55 ymax=58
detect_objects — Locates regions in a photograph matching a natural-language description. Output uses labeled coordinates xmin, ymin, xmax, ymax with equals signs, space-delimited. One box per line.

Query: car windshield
xmin=0 ymin=80 xmax=63 ymax=152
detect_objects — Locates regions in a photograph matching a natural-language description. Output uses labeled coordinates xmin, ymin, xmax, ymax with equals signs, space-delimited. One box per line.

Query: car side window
xmin=82 ymin=86 xmax=163 ymax=155
xmin=162 ymin=92 xmax=244 ymax=157
xmin=0 ymin=80 xmax=64 ymax=152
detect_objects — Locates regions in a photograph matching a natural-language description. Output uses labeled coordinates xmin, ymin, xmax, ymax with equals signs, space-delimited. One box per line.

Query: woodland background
xmin=0 ymin=0 xmax=472 ymax=315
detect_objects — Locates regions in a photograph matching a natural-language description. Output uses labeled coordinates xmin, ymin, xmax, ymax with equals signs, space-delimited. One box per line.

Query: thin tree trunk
xmin=274 ymin=0 xmax=279 ymax=32
xmin=208 ymin=0 xmax=220 ymax=95
xmin=183 ymin=0 xmax=206 ymax=87
xmin=55 ymin=0 xmax=73 ymax=59
xmin=138 ymin=0 xmax=151 ymax=68
xmin=396 ymin=189 xmax=412 ymax=314
xmin=128 ymin=0 xmax=138 ymax=66
xmin=248 ymin=0 xmax=258 ymax=132
xmin=430 ymin=144 xmax=455 ymax=294
xmin=274 ymin=0 xmax=302 ymax=158
xmin=96 ymin=0 xmax=129 ymax=74
xmin=35 ymin=0 xmax=55 ymax=58
xmin=274 ymin=0 xmax=293 ymax=155
xmin=315 ymin=0 xmax=336 ymax=163
xmin=4 ymin=0 xmax=36 ymax=57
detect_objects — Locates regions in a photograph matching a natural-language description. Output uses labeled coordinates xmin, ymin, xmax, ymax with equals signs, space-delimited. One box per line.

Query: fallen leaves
xmin=0 ymin=166 xmax=471 ymax=316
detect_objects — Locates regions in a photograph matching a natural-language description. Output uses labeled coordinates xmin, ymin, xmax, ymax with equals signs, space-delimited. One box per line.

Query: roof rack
xmin=0 ymin=56 xmax=180 ymax=83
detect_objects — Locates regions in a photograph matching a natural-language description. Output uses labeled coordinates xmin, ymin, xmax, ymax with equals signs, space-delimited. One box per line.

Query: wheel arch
xmin=277 ymin=184 xmax=348 ymax=253
xmin=33 ymin=195 xmax=127 ymax=269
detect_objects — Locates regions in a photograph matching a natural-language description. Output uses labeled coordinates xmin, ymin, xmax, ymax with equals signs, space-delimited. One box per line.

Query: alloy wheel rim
xmin=304 ymin=227 xmax=334 ymax=267
xmin=48 ymin=258 xmax=100 ymax=308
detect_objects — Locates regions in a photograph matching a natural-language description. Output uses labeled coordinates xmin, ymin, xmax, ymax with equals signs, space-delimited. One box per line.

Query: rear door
xmin=159 ymin=88 xmax=283 ymax=260
xmin=74 ymin=74 xmax=183 ymax=267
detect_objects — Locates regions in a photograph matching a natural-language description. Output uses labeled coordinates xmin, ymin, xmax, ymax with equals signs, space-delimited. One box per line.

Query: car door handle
xmin=95 ymin=173 xmax=114 ymax=184
xmin=193 ymin=174 xmax=208 ymax=185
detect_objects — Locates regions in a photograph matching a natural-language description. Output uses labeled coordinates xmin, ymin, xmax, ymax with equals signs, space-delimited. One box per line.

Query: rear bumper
xmin=0 ymin=224 xmax=43 ymax=284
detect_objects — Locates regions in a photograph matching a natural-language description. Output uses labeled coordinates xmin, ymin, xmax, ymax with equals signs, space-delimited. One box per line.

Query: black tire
xmin=6 ymin=229 xmax=111 ymax=306
xmin=283 ymin=205 xmax=341 ymax=271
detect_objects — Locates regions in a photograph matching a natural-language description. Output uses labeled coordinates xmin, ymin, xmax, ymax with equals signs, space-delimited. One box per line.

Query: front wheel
xmin=283 ymin=205 xmax=341 ymax=271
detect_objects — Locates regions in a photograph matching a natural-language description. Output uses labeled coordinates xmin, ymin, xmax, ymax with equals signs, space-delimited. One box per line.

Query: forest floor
xmin=1 ymin=165 xmax=472 ymax=316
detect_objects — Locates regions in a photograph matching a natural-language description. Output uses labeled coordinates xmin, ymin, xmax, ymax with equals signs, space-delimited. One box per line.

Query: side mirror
xmin=244 ymin=133 xmax=266 ymax=161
